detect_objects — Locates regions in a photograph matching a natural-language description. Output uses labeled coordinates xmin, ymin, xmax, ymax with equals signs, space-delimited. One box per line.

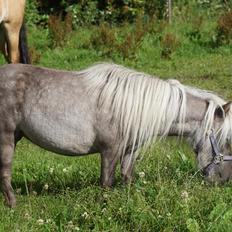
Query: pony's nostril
xmin=202 ymin=168 xmax=209 ymax=176
xmin=203 ymin=163 xmax=215 ymax=177
xmin=202 ymin=163 xmax=225 ymax=184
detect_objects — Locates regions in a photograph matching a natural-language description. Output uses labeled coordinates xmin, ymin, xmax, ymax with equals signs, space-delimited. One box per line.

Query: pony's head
xmin=193 ymin=102 xmax=232 ymax=184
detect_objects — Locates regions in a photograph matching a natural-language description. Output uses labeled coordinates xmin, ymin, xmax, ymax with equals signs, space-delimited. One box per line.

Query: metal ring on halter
xmin=213 ymin=153 xmax=224 ymax=164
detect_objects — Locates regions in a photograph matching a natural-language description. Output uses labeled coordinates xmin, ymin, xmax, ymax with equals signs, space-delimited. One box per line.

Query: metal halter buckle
xmin=213 ymin=153 xmax=224 ymax=164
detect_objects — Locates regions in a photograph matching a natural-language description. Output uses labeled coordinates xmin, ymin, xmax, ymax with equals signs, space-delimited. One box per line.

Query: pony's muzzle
xmin=203 ymin=163 xmax=223 ymax=184
xmin=203 ymin=162 xmax=232 ymax=184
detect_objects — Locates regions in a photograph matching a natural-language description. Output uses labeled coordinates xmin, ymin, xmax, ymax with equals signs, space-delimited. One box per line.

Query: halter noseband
xmin=203 ymin=130 xmax=232 ymax=174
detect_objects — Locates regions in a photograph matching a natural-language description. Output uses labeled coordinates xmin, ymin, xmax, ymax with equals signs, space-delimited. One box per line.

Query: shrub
xmin=26 ymin=0 xmax=43 ymax=26
xmin=117 ymin=15 xmax=155 ymax=59
xmin=161 ymin=32 xmax=180 ymax=59
xmin=26 ymin=0 xmax=49 ymax=27
xmin=91 ymin=15 xmax=156 ymax=59
xmin=186 ymin=16 xmax=204 ymax=43
xmin=29 ymin=47 xmax=41 ymax=64
xmin=216 ymin=9 xmax=232 ymax=45
xmin=67 ymin=1 xmax=99 ymax=27
xmin=91 ymin=22 xmax=118 ymax=57
xmin=27 ymin=0 xmax=169 ymax=27
xmin=144 ymin=0 xmax=167 ymax=19
xmin=48 ymin=12 xmax=73 ymax=48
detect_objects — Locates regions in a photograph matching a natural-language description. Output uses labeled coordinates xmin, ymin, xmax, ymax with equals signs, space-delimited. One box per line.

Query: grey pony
xmin=0 ymin=63 xmax=232 ymax=208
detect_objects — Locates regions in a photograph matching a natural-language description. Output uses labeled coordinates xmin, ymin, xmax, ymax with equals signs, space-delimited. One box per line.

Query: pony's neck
xmin=186 ymin=93 xmax=209 ymax=122
xmin=169 ymin=93 xmax=208 ymax=136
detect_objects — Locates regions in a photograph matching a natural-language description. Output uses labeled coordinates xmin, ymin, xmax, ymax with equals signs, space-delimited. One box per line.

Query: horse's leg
xmin=14 ymin=130 xmax=24 ymax=146
xmin=4 ymin=23 xmax=20 ymax=63
xmin=0 ymin=132 xmax=16 ymax=207
xmin=0 ymin=28 xmax=9 ymax=62
xmin=120 ymin=153 xmax=136 ymax=184
xmin=100 ymin=149 xmax=120 ymax=187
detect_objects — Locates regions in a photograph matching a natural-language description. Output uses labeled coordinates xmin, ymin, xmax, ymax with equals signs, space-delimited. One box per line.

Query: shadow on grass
xmin=11 ymin=174 xmax=125 ymax=196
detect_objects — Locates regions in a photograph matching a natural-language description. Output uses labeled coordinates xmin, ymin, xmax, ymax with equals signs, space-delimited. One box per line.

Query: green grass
xmin=0 ymin=18 xmax=232 ymax=231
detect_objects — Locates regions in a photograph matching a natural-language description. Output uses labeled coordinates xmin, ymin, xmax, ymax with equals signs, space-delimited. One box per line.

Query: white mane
xmin=80 ymin=63 xmax=232 ymax=154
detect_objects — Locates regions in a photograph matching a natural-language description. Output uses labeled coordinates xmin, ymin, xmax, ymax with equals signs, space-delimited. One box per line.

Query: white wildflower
xmin=81 ymin=212 xmax=89 ymax=219
xmin=43 ymin=184 xmax=49 ymax=190
xmin=49 ymin=167 xmax=54 ymax=174
xmin=139 ymin=171 xmax=145 ymax=178
xmin=167 ymin=154 xmax=171 ymax=160
xmin=181 ymin=190 xmax=189 ymax=200
xmin=24 ymin=212 xmax=31 ymax=220
xmin=101 ymin=208 xmax=107 ymax=213
xmin=32 ymin=191 xmax=37 ymax=196
xmin=63 ymin=168 xmax=68 ymax=173
xmin=46 ymin=219 xmax=52 ymax=223
xmin=67 ymin=221 xmax=74 ymax=229
xmin=16 ymin=188 xmax=21 ymax=194
xmin=37 ymin=219 xmax=44 ymax=225
xmin=103 ymin=193 xmax=108 ymax=199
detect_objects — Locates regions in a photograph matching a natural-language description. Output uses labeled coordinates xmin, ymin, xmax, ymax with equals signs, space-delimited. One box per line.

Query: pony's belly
xmin=20 ymin=108 xmax=96 ymax=156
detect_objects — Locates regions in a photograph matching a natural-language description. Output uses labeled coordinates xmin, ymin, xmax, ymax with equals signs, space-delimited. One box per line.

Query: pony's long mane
xmin=80 ymin=63 xmax=232 ymax=154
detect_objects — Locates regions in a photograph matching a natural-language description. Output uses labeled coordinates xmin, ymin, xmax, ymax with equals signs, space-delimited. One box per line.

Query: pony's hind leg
xmin=100 ymin=149 xmax=120 ymax=187
xmin=0 ymin=132 xmax=16 ymax=207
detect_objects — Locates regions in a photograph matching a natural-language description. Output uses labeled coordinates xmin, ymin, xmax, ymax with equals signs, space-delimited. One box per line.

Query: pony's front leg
xmin=100 ymin=150 xmax=119 ymax=187
xmin=0 ymin=133 xmax=16 ymax=208
xmin=120 ymin=153 xmax=136 ymax=184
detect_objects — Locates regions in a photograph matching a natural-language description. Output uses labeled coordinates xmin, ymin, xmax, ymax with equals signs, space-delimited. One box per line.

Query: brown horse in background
xmin=0 ymin=0 xmax=29 ymax=63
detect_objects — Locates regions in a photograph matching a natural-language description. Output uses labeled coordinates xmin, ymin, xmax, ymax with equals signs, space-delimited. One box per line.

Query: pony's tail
xmin=19 ymin=21 xmax=30 ymax=64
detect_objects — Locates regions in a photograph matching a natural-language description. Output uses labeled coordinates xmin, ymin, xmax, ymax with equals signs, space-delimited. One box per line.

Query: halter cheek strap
xmin=209 ymin=132 xmax=232 ymax=164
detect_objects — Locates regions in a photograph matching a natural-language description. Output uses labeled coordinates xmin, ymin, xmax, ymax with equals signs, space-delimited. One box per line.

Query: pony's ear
xmin=214 ymin=102 xmax=232 ymax=120
xmin=214 ymin=106 xmax=224 ymax=119
xmin=222 ymin=101 xmax=232 ymax=115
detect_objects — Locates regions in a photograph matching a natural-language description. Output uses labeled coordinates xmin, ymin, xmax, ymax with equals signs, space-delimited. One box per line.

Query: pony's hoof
xmin=122 ymin=175 xmax=133 ymax=185
xmin=100 ymin=181 xmax=114 ymax=189
xmin=5 ymin=197 xmax=16 ymax=208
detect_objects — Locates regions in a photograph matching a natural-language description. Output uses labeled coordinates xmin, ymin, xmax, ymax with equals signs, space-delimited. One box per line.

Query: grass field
xmin=0 ymin=16 xmax=232 ymax=231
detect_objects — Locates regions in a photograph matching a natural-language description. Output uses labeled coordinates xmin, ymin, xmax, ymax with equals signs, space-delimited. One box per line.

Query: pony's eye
xmin=194 ymin=143 xmax=201 ymax=153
